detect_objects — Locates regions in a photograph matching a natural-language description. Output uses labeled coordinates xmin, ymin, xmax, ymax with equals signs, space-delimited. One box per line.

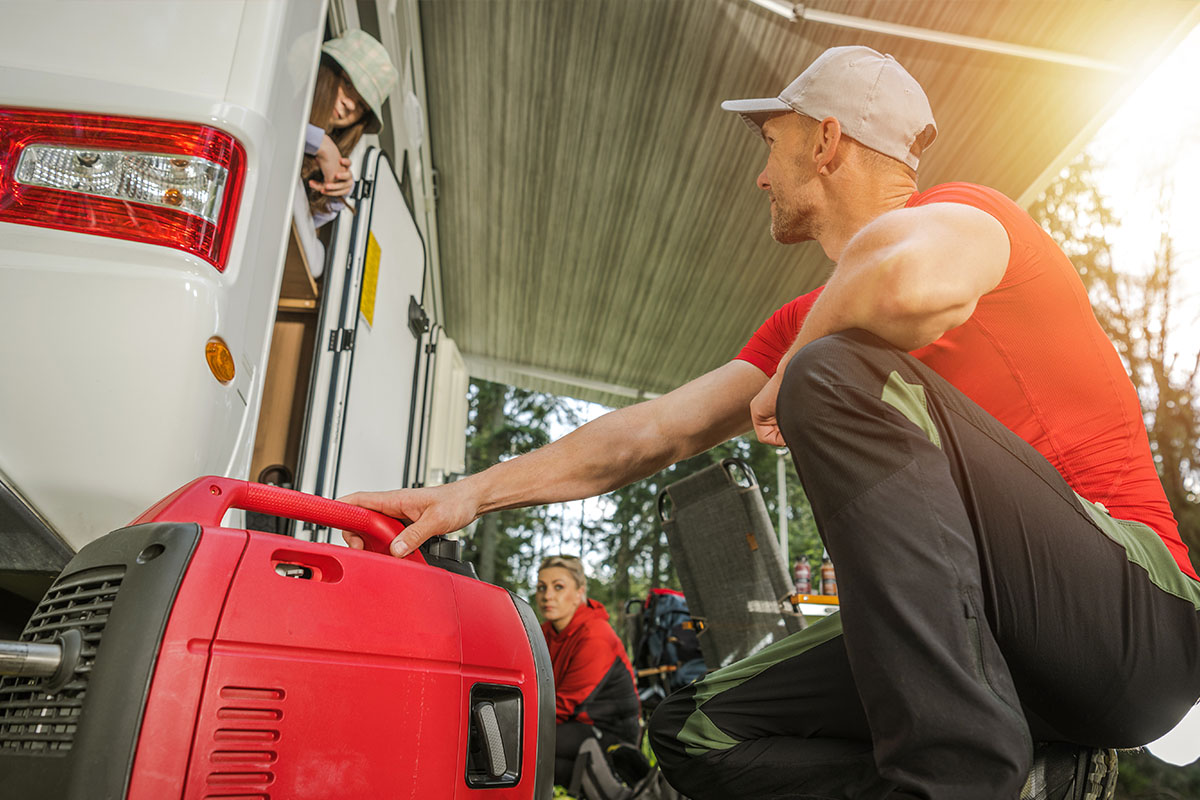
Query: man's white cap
xmin=721 ymin=46 xmax=937 ymax=170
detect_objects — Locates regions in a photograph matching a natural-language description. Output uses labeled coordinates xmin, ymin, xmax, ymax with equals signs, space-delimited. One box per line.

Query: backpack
xmin=627 ymin=589 xmax=706 ymax=713
xmin=568 ymin=738 xmax=686 ymax=800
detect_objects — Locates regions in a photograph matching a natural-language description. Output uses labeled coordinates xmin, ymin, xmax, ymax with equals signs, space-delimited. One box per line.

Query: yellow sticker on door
xmin=360 ymin=232 xmax=381 ymax=328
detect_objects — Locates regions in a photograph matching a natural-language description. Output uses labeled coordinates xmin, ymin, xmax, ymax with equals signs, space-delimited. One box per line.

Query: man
xmin=344 ymin=46 xmax=1200 ymax=799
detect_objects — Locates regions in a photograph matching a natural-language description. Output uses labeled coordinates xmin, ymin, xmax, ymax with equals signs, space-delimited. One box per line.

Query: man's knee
xmin=780 ymin=329 xmax=893 ymax=396
xmin=777 ymin=329 xmax=897 ymax=439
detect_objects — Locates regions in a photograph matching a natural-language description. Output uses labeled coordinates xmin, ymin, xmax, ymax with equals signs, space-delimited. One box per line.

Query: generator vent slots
xmin=0 ymin=565 xmax=126 ymax=752
xmin=203 ymin=684 xmax=285 ymax=796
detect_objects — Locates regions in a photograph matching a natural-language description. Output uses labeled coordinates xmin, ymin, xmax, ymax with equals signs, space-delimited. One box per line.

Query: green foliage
xmin=1115 ymin=749 xmax=1200 ymax=799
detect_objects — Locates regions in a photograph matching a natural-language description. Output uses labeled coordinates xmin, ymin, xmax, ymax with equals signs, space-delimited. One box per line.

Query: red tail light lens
xmin=0 ymin=108 xmax=246 ymax=271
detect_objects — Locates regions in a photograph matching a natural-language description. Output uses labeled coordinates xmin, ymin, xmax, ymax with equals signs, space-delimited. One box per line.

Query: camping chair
xmin=658 ymin=458 xmax=804 ymax=671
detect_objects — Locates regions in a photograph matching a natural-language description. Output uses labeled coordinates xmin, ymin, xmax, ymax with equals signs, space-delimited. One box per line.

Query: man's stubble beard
xmin=770 ymin=198 xmax=818 ymax=245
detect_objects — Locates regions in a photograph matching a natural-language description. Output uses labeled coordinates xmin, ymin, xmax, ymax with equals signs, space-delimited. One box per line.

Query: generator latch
xmin=420 ymin=536 xmax=479 ymax=580
xmin=423 ymin=535 xmax=463 ymax=563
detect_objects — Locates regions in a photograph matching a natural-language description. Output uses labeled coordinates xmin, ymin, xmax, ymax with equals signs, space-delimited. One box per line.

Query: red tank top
xmin=737 ymin=182 xmax=1195 ymax=579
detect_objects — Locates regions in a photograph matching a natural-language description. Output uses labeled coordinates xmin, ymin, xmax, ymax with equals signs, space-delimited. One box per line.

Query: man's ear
xmin=813 ymin=116 xmax=842 ymax=175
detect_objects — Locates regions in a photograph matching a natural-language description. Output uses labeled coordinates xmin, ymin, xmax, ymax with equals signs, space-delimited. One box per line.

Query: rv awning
xmin=417 ymin=0 xmax=1200 ymax=407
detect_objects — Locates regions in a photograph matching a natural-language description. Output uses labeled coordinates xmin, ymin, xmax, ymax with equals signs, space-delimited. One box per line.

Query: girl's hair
xmin=302 ymin=56 xmax=375 ymax=219
xmin=537 ymin=555 xmax=587 ymax=593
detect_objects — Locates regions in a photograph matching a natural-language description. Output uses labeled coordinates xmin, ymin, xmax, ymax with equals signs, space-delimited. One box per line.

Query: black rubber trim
xmin=419 ymin=536 xmax=478 ymax=580
xmin=0 ymin=522 xmax=201 ymax=800
xmin=0 ymin=480 xmax=76 ymax=636
xmin=412 ymin=324 xmax=440 ymax=485
xmin=509 ymin=589 xmax=555 ymax=800
xmin=0 ymin=477 xmax=72 ymax=581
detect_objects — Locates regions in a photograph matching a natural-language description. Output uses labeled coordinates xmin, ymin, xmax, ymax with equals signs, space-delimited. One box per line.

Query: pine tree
xmin=458 ymin=379 xmax=580 ymax=591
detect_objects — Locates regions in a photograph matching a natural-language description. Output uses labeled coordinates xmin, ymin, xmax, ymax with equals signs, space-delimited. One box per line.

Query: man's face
xmin=756 ymin=113 xmax=819 ymax=244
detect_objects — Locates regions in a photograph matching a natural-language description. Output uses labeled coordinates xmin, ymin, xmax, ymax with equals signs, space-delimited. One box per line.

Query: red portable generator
xmin=0 ymin=477 xmax=554 ymax=799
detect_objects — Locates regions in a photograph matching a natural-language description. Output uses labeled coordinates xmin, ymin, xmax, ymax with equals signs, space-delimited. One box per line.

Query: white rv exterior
xmin=0 ymin=0 xmax=466 ymax=624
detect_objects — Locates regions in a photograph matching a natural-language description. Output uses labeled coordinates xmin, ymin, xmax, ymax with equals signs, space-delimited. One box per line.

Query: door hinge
xmin=356 ymin=177 xmax=374 ymax=200
xmin=328 ymin=328 xmax=355 ymax=352
xmin=408 ymin=296 xmax=429 ymax=338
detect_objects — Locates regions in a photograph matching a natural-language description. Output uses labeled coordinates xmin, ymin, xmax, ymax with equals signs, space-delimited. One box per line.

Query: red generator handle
xmin=132 ymin=476 xmax=415 ymax=558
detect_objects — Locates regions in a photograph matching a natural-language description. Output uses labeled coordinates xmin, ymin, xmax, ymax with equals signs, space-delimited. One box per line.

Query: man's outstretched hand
xmin=750 ymin=371 xmax=786 ymax=446
xmin=338 ymin=483 xmax=477 ymax=558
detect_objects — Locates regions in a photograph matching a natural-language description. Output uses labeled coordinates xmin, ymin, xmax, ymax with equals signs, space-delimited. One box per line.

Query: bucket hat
xmin=321 ymin=30 xmax=400 ymax=135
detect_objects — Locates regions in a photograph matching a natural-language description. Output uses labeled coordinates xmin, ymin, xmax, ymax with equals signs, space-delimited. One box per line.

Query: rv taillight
xmin=0 ymin=108 xmax=245 ymax=271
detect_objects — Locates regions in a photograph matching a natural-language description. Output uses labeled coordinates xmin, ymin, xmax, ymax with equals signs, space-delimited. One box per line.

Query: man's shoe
xmin=1020 ymin=743 xmax=1118 ymax=800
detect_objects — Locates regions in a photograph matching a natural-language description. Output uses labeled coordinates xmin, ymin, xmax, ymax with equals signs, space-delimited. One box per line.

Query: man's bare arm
xmin=796 ymin=203 xmax=1009 ymax=352
xmin=342 ymin=359 xmax=768 ymax=556
xmin=751 ymin=202 xmax=1010 ymax=444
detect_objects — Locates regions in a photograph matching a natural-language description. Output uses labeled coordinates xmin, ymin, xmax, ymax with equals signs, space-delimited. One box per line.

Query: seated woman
xmin=302 ymin=30 xmax=399 ymax=228
xmin=536 ymin=555 xmax=640 ymax=787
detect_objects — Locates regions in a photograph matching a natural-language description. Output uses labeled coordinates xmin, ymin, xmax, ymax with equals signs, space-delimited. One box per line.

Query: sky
xmin=1082 ymin=22 xmax=1200 ymax=373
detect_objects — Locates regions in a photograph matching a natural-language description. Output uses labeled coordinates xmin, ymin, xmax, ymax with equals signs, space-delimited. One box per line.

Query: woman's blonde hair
xmin=302 ymin=56 xmax=374 ymax=219
xmin=537 ymin=555 xmax=587 ymax=593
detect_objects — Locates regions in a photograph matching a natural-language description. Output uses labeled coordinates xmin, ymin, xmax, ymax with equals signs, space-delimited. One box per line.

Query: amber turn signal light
xmin=205 ymin=337 xmax=235 ymax=384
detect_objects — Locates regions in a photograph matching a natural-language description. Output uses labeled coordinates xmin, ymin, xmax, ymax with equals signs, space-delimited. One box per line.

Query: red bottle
xmin=820 ymin=549 xmax=837 ymax=597
xmin=793 ymin=556 xmax=811 ymax=595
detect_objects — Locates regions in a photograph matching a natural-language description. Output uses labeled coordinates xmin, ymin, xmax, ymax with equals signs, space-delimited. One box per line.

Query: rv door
xmin=298 ymin=146 xmax=432 ymax=541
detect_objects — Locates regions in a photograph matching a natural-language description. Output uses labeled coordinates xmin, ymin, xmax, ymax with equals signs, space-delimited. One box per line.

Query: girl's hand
xmin=309 ymin=169 xmax=353 ymax=197
xmin=312 ymin=134 xmax=353 ymax=195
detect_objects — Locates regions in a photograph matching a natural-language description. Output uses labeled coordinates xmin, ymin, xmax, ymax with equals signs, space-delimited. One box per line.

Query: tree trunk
xmin=477 ymin=512 xmax=499 ymax=584
xmin=612 ymin=523 xmax=634 ymax=644
xmin=473 ymin=389 xmax=508 ymax=584
xmin=650 ymin=527 xmax=665 ymax=587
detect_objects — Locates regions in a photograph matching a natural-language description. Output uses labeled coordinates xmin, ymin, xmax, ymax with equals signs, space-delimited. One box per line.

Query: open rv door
xmin=297 ymin=146 xmax=433 ymax=541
